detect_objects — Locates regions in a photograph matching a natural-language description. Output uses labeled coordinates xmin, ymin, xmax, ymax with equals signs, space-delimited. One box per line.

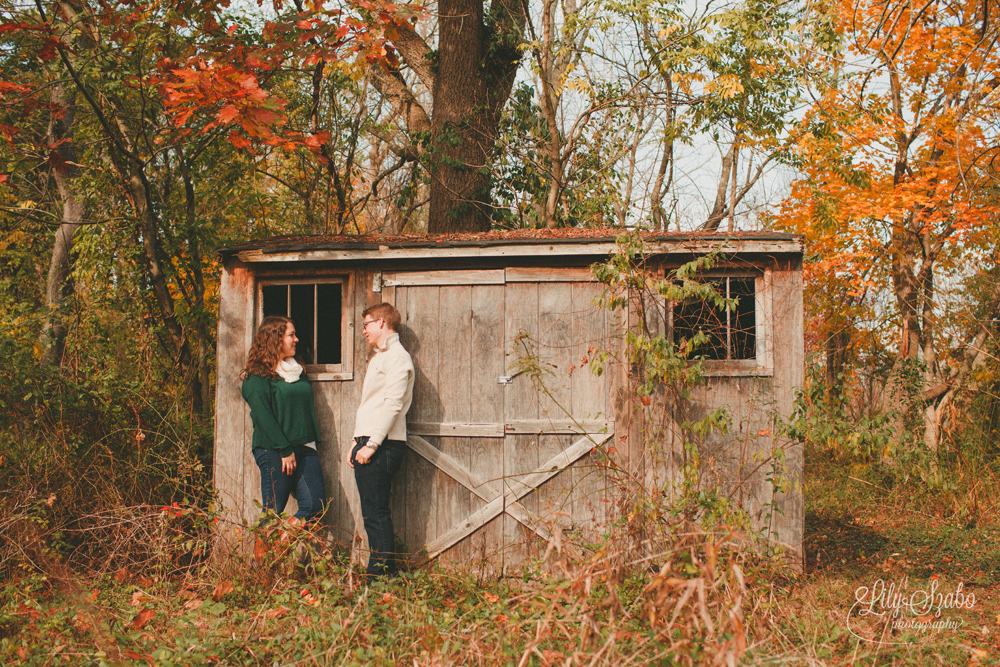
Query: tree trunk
xmin=126 ymin=162 xmax=195 ymax=389
xmin=649 ymin=77 xmax=675 ymax=232
xmin=41 ymin=83 xmax=86 ymax=366
xmin=180 ymin=156 xmax=208 ymax=414
xmin=369 ymin=0 xmax=525 ymax=233
xmin=701 ymin=143 xmax=736 ymax=231
xmin=426 ymin=0 xmax=526 ymax=233
xmin=825 ymin=323 xmax=850 ymax=403
xmin=427 ymin=0 xmax=490 ymax=233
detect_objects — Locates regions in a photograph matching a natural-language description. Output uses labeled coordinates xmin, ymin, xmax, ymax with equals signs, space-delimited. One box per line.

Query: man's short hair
xmin=362 ymin=303 xmax=401 ymax=332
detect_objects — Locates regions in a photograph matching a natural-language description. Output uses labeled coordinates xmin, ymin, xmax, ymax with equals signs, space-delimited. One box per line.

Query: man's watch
xmin=366 ymin=440 xmax=380 ymax=451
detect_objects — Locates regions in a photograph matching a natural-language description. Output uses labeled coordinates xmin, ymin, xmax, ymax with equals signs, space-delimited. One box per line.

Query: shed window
xmin=672 ymin=277 xmax=755 ymax=361
xmin=648 ymin=273 xmax=771 ymax=376
xmin=258 ymin=277 xmax=353 ymax=380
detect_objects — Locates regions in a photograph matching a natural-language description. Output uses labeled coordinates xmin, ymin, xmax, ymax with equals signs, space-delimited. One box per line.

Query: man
xmin=348 ymin=303 xmax=414 ymax=577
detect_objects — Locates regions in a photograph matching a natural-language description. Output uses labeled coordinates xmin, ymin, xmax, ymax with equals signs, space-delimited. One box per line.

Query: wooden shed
xmin=214 ymin=230 xmax=804 ymax=571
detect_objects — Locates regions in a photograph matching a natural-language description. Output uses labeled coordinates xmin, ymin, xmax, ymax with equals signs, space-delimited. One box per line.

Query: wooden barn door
xmin=382 ymin=269 xmax=611 ymax=571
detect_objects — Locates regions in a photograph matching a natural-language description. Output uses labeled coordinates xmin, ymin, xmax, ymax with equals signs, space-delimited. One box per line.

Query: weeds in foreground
xmin=0 ymin=494 xmax=789 ymax=667
xmin=4 ymin=484 xmax=999 ymax=667
xmin=5 ymin=402 xmax=1000 ymax=666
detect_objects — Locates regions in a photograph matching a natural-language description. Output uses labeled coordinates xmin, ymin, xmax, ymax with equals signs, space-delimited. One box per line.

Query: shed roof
xmin=219 ymin=229 xmax=802 ymax=263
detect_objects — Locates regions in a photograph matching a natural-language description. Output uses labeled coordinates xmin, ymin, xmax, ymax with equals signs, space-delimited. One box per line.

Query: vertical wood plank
xmin=313 ymin=379 xmax=345 ymax=542
xmin=538 ymin=283 xmax=574 ymax=424
xmin=470 ymin=284 xmax=506 ymax=572
xmin=470 ymin=283 xmax=506 ymax=428
xmin=389 ymin=283 xmax=412 ymax=563
xmin=570 ymin=281 xmax=610 ymax=536
xmin=406 ymin=286 xmax=442 ymax=423
xmin=343 ymin=269 xmax=373 ymax=562
xmin=504 ymin=282 xmax=541 ymax=423
xmin=504 ymin=282 xmax=539 ymax=570
xmin=611 ymin=283 xmax=633 ymax=518
xmin=399 ymin=285 xmax=441 ymax=556
xmin=438 ymin=286 xmax=473 ymax=423
xmin=214 ymin=258 xmax=255 ymax=535
xmin=240 ymin=275 xmax=265 ymax=527
xmin=435 ymin=286 xmax=473 ymax=564
xmin=389 ymin=283 xmax=411 ymax=561
xmin=571 ymin=282 xmax=609 ymax=419
xmin=535 ymin=285 xmax=577 ymax=556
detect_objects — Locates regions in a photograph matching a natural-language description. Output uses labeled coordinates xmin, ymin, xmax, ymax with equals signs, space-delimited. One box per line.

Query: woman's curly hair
xmin=240 ymin=315 xmax=292 ymax=379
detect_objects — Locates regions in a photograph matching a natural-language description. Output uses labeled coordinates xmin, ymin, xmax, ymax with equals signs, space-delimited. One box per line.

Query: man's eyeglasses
xmin=362 ymin=319 xmax=380 ymax=330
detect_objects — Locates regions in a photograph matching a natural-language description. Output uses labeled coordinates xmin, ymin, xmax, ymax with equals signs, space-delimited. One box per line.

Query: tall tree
xmin=777 ymin=0 xmax=1000 ymax=452
xmin=0 ymin=0 xmax=267 ymax=410
xmin=0 ymin=12 xmax=90 ymax=363
xmin=488 ymin=0 xmax=819 ymax=231
xmin=366 ymin=0 xmax=527 ymax=232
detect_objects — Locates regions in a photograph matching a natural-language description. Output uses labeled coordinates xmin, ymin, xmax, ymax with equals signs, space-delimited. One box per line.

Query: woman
xmin=241 ymin=315 xmax=326 ymax=523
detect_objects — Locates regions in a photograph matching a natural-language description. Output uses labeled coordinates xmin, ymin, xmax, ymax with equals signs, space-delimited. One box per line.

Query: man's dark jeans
xmin=253 ymin=446 xmax=326 ymax=522
xmin=352 ymin=437 xmax=405 ymax=577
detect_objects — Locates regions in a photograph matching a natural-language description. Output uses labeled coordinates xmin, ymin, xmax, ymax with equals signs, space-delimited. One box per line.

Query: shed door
xmin=382 ymin=269 xmax=611 ymax=569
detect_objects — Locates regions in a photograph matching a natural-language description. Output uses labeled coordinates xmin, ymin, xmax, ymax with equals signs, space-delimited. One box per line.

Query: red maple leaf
xmin=217 ymin=105 xmax=239 ymax=123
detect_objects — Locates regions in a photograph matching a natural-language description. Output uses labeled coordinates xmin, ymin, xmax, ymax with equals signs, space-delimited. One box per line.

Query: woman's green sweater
xmin=241 ymin=374 xmax=321 ymax=457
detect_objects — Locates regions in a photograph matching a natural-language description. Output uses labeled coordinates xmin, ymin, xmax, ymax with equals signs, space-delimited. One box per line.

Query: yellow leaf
xmin=705 ymin=74 xmax=744 ymax=99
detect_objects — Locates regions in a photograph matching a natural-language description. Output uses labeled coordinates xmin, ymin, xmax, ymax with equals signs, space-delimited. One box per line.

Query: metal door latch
xmin=497 ymin=371 xmax=525 ymax=384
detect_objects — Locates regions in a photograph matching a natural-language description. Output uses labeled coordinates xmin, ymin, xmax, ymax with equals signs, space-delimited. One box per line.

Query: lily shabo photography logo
xmin=848 ymin=577 xmax=976 ymax=645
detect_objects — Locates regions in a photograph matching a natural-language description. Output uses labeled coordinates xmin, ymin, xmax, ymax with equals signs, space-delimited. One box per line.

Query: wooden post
xmin=213 ymin=257 xmax=255 ymax=547
xmin=769 ymin=260 xmax=805 ymax=571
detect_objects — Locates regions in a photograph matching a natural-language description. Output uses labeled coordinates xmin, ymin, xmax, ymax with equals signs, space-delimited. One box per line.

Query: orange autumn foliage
xmin=774 ymin=0 xmax=1000 ymax=374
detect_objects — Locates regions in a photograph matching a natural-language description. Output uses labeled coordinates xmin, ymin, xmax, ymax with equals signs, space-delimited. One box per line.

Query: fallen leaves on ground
xmin=211 ymin=580 xmax=233 ymax=602
xmin=131 ymin=608 xmax=156 ymax=630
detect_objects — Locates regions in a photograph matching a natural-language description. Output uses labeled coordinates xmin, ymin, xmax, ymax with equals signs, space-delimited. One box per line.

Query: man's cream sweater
xmin=353 ymin=333 xmax=414 ymax=446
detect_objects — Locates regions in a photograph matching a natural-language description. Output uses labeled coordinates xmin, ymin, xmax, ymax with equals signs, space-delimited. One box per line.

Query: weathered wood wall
xmin=627 ymin=258 xmax=804 ymax=568
xmin=213 ymin=244 xmax=803 ymax=571
xmin=213 ymin=258 xmax=255 ymax=533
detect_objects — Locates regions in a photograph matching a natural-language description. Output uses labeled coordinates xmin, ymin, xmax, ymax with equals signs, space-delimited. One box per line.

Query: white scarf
xmin=275 ymin=358 xmax=304 ymax=383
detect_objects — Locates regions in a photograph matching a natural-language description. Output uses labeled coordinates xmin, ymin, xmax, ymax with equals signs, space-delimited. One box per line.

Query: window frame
xmin=654 ymin=269 xmax=773 ymax=377
xmin=255 ymin=275 xmax=355 ymax=381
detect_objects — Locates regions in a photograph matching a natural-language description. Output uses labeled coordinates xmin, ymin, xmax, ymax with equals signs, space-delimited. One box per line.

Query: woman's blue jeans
xmin=352 ymin=437 xmax=406 ymax=576
xmin=253 ymin=446 xmax=327 ymax=522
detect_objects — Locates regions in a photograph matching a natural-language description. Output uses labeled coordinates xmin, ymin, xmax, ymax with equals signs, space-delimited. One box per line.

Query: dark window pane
xmin=673 ymin=280 xmax=726 ymax=360
xmin=316 ymin=283 xmax=342 ymax=364
xmin=262 ymin=285 xmax=288 ymax=318
xmin=261 ymin=281 xmax=344 ymax=367
xmin=290 ymin=284 xmax=315 ymax=365
xmin=731 ymin=278 xmax=756 ymax=360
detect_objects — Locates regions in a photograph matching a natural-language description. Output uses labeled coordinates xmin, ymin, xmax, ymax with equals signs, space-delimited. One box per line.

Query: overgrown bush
xmin=784 ymin=360 xmax=969 ymax=489
xmin=0 ymin=327 xmax=213 ymax=583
